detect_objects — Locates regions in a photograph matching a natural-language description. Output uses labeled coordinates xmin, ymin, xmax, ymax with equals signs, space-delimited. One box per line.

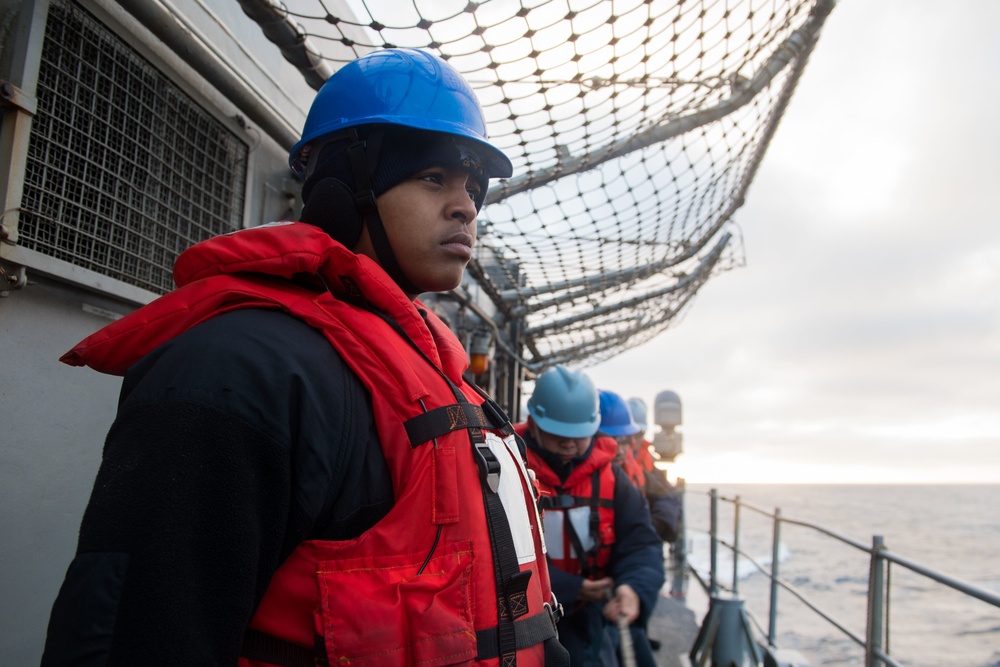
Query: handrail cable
xmin=686 ymin=488 xmax=1000 ymax=666
xmin=692 ymin=529 xmax=866 ymax=648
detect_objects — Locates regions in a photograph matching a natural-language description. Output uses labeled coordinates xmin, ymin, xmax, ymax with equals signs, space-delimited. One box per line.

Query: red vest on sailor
xmin=514 ymin=424 xmax=617 ymax=580
xmin=64 ymin=222 xmax=558 ymax=666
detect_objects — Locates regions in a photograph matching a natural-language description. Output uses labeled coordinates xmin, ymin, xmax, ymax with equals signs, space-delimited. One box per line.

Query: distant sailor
xmin=516 ymin=366 xmax=665 ymax=667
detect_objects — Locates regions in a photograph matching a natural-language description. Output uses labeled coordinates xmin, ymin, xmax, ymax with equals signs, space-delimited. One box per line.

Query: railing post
xmin=670 ymin=478 xmax=688 ymax=597
xmin=866 ymin=535 xmax=887 ymax=667
xmin=732 ymin=496 xmax=741 ymax=596
xmin=767 ymin=507 xmax=781 ymax=647
xmin=709 ymin=488 xmax=719 ymax=596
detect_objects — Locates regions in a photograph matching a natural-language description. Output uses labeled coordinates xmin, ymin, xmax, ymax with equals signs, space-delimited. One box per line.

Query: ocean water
xmin=679 ymin=484 xmax=1000 ymax=667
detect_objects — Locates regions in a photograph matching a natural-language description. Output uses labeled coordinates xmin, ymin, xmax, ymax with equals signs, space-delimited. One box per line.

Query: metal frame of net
xmin=238 ymin=0 xmax=835 ymax=373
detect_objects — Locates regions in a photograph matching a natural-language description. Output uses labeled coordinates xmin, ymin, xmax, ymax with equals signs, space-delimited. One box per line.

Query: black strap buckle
xmin=353 ymin=189 xmax=377 ymax=216
xmin=545 ymin=598 xmax=564 ymax=627
xmin=473 ymin=441 xmax=502 ymax=493
xmin=539 ymin=494 xmax=576 ymax=510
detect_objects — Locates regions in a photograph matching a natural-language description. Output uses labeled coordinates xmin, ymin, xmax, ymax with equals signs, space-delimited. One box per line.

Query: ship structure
xmin=0 ymin=0 xmax=835 ymax=663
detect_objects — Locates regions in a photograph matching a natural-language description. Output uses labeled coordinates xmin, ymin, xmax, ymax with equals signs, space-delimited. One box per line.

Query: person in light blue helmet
xmin=516 ymin=367 xmax=664 ymax=667
xmin=42 ymin=49 xmax=571 ymax=666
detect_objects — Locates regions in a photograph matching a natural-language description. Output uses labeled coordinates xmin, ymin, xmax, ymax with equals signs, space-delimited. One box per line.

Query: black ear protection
xmin=297 ymin=128 xmax=422 ymax=295
xmin=299 ymin=129 xmax=383 ymax=250
xmin=299 ymin=177 xmax=363 ymax=248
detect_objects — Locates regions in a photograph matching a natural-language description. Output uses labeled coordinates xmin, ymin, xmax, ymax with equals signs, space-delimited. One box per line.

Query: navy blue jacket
xmin=527 ymin=437 xmax=665 ymax=667
xmin=41 ymin=309 xmax=394 ymax=666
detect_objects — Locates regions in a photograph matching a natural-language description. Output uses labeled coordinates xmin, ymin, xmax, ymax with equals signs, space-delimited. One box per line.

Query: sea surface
xmin=679 ymin=484 xmax=1000 ymax=667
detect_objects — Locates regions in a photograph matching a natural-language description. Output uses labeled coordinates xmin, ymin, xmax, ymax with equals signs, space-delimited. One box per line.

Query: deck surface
xmin=648 ymin=594 xmax=700 ymax=667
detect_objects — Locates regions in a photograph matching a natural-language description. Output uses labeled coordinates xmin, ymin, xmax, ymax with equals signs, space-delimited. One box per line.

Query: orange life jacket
xmin=514 ymin=424 xmax=617 ymax=580
xmin=622 ymin=449 xmax=647 ymax=493
xmin=634 ymin=439 xmax=656 ymax=475
xmin=64 ymin=222 xmax=560 ymax=667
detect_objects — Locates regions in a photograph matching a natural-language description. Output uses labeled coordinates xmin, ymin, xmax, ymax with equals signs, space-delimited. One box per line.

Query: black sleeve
xmin=41 ymin=309 xmax=385 ymax=667
xmin=547 ymin=556 xmax=585 ymax=609
xmin=608 ymin=464 xmax=666 ymax=627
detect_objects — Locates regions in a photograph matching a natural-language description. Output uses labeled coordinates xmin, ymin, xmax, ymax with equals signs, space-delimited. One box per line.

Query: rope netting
xmin=239 ymin=0 xmax=835 ymax=370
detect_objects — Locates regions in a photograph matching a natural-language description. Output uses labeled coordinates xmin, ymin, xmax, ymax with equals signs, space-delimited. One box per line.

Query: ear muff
xmin=299 ymin=177 xmax=363 ymax=249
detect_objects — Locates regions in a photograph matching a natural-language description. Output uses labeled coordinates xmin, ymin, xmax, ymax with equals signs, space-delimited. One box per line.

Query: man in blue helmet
xmin=598 ymin=391 xmax=682 ymax=655
xmin=42 ymin=49 xmax=568 ymax=666
xmin=623 ymin=397 xmax=682 ymax=545
xmin=515 ymin=367 xmax=664 ymax=667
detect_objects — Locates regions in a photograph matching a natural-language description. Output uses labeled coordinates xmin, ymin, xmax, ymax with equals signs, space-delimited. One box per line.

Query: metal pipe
xmin=670 ymin=478 xmax=688 ymax=598
xmin=535 ymin=288 xmax=700 ymax=369
xmin=879 ymin=548 xmax=1000 ymax=608
xmin=484 ymin=0 xmax=836 ymax=206
xmin=500 ymin=230 xmax=728 ymax=304
xmin=232 ymin=0 xmax=334 ymax=90
xmin=768 ymin=507 xmax=782 ymax=647
xmin=732 ymin=497 xmax=741 ymax=597
xmin=0 ymin=0 xmax=50 ymax=249
xmin=115 ymin=0 xmax=301 ymax=150
xmin=866 ymin=535 xmax=887 ymax=667
xmin=519 ymin=232 xmax=728 ymax=328
xmin=709 ymin=489 xmax=719 ymax=596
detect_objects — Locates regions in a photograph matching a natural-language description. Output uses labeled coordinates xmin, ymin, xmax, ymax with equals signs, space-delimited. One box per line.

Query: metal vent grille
xmin=18 ymin=0 xmax=248 ymax=295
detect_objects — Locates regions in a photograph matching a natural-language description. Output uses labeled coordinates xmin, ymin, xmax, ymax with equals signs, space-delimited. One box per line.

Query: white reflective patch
xmin=485 ymin=432 xmax=537 ymax=565
xmin=567 ymin=506 xmax=594 ymax=554
xmin=542 ymin=511 xmax=565 ymax=559
xmin=541 ymin=506 xmax=593 ymax=561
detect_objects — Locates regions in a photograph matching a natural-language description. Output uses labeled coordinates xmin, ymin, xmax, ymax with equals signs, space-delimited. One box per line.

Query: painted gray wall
xmin=0 ymin=277 xmax=132 ymax=665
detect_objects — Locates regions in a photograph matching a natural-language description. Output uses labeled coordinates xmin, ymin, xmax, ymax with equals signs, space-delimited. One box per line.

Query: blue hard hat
xmin=627 ymin=397 xmax=648 ymax=428
xmin=598 ymin=390 xmax=642 ymax=437
xmin=289 ymin=48 xmax=512 ymax=180
xmin=527 ymin=366 xmax=601 ymax=438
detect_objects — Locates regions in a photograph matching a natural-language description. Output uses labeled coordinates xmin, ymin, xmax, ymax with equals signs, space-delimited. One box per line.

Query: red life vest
xmin=63 ymin=222 xmax=559 ymax=667
xmin=634 ymin=439 xmax=656 ymax=475
xmin=514 ymin=424 xmax=617 ymax=580
xmin=622 ymin=449 xmax=647 ymax=493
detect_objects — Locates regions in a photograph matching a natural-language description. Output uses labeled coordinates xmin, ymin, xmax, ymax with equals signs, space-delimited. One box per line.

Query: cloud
xmin=585 ymin=0 xmax=1000 ymax=483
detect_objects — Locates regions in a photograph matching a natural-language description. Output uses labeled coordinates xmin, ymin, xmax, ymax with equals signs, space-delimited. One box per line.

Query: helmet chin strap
xmin=346 ymin=128 xmax=423 ymax=297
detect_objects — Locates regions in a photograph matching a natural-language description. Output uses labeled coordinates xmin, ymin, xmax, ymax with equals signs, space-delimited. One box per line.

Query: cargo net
xmin=240 ymin=0 xmax=834 ymax=370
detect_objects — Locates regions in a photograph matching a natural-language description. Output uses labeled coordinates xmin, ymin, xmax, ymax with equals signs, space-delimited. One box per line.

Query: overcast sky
xmin=586 ymin=0 xmax=1000 ymax=484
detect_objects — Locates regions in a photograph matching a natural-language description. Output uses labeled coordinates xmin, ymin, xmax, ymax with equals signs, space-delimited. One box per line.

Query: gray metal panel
xmin=0 ymin=276 xmax=129 ymax=666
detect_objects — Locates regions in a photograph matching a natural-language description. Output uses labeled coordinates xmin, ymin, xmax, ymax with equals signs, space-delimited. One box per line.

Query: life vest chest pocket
xmin=316 ymin=539 xmax=477 ymax=666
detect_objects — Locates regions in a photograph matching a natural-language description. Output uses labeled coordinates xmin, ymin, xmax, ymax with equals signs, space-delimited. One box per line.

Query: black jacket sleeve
xmin=41 ymin=309 xmax=389 ymax=666
xmin=547 ymin=557 xmax=585 ymax=609
xmin=608 ymin=464 xmax=666 ymax=628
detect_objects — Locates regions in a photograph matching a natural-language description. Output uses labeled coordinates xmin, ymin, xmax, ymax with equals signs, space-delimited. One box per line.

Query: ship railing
xmin=682 ymin=488 xmax=1000 ymax=667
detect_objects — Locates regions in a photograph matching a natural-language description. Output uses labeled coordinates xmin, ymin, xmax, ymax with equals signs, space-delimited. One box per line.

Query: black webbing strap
xmin=404 ymin=403 xmax=493 ymax=447
xmin=563 ymin=509 xmax=594 ymax=580
xmin=472 ymin=425 xmax=529 ymax=666
xmin=241 ymin=628 xmax=325 ymax=667
xmin=588 ymin=469 xmax=602 ymax=550
xmin=468 ymin=384 xmax=517 ymax=437
xmin=538 ymin=494 xmax=613 ymax=510
xmin=475 ymin=610 xmax=558 ymax=660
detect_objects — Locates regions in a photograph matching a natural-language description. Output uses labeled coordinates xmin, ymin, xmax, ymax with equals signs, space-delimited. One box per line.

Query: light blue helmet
xmin=627 ymin=397 xmax=648 ymax=429
xmin=598 ymin=390 xmax=642 ymax=437
xmin=289 ymin=48 xmax=512 ymax=180
xmin=527 ymin=366 xmax=601 ymax=438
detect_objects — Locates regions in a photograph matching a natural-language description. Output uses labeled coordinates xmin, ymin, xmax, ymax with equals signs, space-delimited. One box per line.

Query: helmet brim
xmin=597 ymin=423 xmax=643 ymax=437
xmin=531 ymin=413 xmax=601 ymax=439
xmin=290 ymin=118 xmax=512 ymax=181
